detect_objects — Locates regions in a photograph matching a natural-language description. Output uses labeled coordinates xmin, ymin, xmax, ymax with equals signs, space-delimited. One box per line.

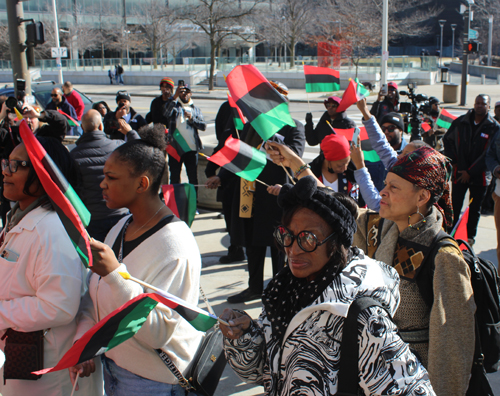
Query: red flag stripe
xmin=162 ymin=185 xmax=180 ymax=219
xmin=227 ymin=93 xmax=246 ymax=125
xmin=209 ymin=136 xmax=241 ymax=166
xmin=226 ymin=65 xmax=270 ymax=103
xmin=303 ymin=65 xmax=340 ymax=77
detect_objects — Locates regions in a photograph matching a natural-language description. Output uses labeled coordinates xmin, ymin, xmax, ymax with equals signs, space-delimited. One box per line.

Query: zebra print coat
xmin=223 ymin=251 xmax=436 ymax=395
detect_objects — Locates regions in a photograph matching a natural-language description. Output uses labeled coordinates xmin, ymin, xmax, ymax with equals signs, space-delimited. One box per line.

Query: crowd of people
xmin=0 ymin=76 xmax=497 ymax=396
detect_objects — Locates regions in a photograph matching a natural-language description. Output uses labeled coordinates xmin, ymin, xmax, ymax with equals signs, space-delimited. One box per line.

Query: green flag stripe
xmin=173 ymin=129 xmax=192 ymax=154
xmin=251 ymin=102 xmax=296 ymax=141
xmin=305 ymin=82 xmax=340 ymax=93
xmin=235 ymin=150 xmax=267 ymax=181
xmin=71 ymin=240 xmax=90 ymax=267
xmin=436 ymin=119 xmax=452 ymax=129
xmin=363 ymin=150 xmax=381 ymax=162
xmin=107 ymin=298 xmax=158 ymax=350
xmin=184 ymin=184 xmax=197 ymax=226
xmin=234 ymin=117 xmax=244 ymax=131
xmin=188 ymin=313 xmax=217 ymax=332
xmin=64 ymin=185 xmax=90 ymax=227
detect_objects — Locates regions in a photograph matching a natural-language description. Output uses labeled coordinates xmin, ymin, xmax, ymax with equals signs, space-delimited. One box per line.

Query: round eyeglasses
xmin=1 ymin=159 xmax=31 ymax=173
xmin=274 ymin=225 xmax=335 ymax=253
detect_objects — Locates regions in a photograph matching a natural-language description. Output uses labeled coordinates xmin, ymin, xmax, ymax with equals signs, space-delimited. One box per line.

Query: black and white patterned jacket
xmin=224 ymin=251 xmax=436 ymax=396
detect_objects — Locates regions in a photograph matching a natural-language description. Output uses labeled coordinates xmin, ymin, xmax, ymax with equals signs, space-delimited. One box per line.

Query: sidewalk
xmin=77 ymin=78 xmax=500 ymax=108
xmin=191 ymin=204 xmax=499 ymax=396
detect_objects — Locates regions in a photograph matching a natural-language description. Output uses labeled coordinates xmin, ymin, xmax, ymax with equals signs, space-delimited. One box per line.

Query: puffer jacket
xmin=70 ymin=130 xmax=139 ymax=220
xmin=224 ymin=251 xmax=436 ymax=396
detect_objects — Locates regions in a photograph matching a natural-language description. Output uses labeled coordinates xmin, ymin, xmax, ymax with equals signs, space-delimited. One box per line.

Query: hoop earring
xmin=408 ymin=206 xmax=426 ymax=230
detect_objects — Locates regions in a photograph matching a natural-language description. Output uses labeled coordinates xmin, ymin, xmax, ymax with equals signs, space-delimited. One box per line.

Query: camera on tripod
xmin=399 ymin=83 xmax=428 ymax=141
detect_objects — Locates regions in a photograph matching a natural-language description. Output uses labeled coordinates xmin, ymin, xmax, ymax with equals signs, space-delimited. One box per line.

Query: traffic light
xmin=465 ymin=41 xmax=481 ymax=53
xmin=26 ymin=22 xmax=45 ymax=47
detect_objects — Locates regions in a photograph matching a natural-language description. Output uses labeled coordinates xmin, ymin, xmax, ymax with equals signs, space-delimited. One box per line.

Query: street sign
xmin=51 ymin=47 xmax=68 ymax=58
xmin=469 ymin=29 xmax=478 ymax=39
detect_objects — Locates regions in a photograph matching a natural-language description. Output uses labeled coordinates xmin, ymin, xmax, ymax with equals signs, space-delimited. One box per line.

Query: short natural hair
xmin=63 ymin=81 xmax=73 ymax=89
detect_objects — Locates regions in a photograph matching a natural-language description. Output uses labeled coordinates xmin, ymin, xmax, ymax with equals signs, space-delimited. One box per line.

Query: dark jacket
xmin=103 ymin=107 xmax=147 ymax=140
xmin=168 ymin=101 xmax=206 ymax=151
xmin=45 ymin=96 xmax=79 ymax=136
xmin=305 ymin=111 xmax=356 ymax=146
xmin=36 ymin=110 xmax=70 ymax=141
xmin=206 ymin=101 xmax=239 ymax=178
xmin=150 ymin=95 xmax=176 ymax=126
xmin=370 ymin=97 xmax=398 ymax=124
xmin=310 ymin=154 xmax=364 ymax=206
xmin=443 ymin=110 xmax=500 ymax=186
xmin=220 ymin=120 xmax=305 ymax=247
xmin=70 ymin=130 xmax=140 ymax=220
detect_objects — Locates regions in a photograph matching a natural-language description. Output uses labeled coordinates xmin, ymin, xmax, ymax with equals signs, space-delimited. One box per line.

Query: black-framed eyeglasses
xmin=274 ymin=225 xmax=335 ymax=253
xmin=1 ymin=159 xmax=31 ymax=173
xmin=381 ymin=125 xmax=398 ymax=133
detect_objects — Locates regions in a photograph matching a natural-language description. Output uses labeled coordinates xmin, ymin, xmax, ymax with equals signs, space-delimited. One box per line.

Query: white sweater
xmin=76 ymin=215 xmax=203 ymax=384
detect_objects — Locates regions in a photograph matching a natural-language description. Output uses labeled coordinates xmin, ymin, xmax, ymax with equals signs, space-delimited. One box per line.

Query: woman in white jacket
xmin=71 ymin=124 xmax=202 ymax=396
xmin=0 ymin=137 xmax=101 ymax=396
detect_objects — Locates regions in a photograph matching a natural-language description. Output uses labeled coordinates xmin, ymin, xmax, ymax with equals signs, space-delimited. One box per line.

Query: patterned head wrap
xmin=390 ymin=146 xmax=453 ymax=228
xmin=269 ymin=80 xmax=289 ymax=96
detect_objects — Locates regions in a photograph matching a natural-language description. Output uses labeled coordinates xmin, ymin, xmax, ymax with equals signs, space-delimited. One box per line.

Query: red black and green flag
xmin=161 ymin=184 xmax=197 ymax=227
xmin=18 ymin=119 xmax=92 ymax=267
xmin=333 ymin=127 xmax=380 ymax=163
xmin=33 ymin=292 xmax=218 ymax=375
xmin=336 ymin=78 xmax=370 ymax=113
xmin=208 ymin=136 xmax=267 ymax=182
xmin=166 ymin=128 xmax=192 ymax=162
xmin=303 ymin=65 xmax=340 ymax=93
xmin=436 ymin=109 xmax=457 ymax=130
xmin=227 ymin=93 xmax=246 ymax=132
xmin=226 ymin=65 xmax=295 ymax=141
xmin=57 ymin=109 xmax=80 ymax=127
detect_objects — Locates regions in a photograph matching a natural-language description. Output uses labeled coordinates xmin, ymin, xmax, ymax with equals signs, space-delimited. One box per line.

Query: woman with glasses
xmin=0 ymin=137 xmax=101 ymax=396
xmin=219 ymin=175 xmax=435 ymax=396
xmin=263 ymin=136 xmax=476 ymax=396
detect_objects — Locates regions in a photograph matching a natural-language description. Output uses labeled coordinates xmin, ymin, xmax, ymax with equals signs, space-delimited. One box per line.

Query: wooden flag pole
xmin=280 ymin=163 xmax=295 ymax=185
xmin=70 ymin=375 xmax=79 ymax=396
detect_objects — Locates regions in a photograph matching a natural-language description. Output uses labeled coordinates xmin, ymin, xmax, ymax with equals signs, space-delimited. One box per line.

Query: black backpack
xmin=117 ymin=65 xmax=124 ymax=74
xmin=417 ymin=231 xmax=500 ymax=373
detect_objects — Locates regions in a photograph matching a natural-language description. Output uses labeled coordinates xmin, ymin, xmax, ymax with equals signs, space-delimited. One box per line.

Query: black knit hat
xmin=277 ymin=176 xmax=357 ymax=247
xmin=380 ymin=112 xmax=404 ymax=131
xmin=116 ymin=90 xmax=131 ymax=103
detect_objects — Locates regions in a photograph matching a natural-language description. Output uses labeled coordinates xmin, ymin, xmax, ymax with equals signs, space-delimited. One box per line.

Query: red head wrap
xmin=320 ymin=134 xmax=351 ymax=162
xmin=390 ymin=146 xmax=453 ymax=228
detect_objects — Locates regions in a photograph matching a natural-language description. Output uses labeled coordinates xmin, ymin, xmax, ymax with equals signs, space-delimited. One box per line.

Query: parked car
xmin=0 ymin=81 xmax=93 ymax=113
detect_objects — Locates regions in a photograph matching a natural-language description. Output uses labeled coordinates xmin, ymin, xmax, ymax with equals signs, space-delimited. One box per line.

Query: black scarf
xmin=262 ymin=255 xmax=343 ymax=343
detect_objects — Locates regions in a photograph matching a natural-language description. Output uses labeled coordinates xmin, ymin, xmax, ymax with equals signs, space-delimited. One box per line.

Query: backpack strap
xmin=337 ymin=297 xmax=387 ymax=396
xmin=415 ymin=230 xmax=459 ymax=309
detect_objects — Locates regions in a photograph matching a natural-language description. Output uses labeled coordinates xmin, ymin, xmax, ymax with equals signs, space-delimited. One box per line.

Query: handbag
xmin=1 ymin=328 xmax=46 ymax=384
xmin=155 ymin=287 xmax=226 ymax=396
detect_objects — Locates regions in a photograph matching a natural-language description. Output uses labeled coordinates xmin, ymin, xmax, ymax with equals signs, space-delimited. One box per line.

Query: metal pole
xmin=460 ymin=4 xmax=472 ymax=106
xmin=51 ymin=0 xmax=63 ymax=84
xmin=488 ymin=15 xmax=493 ymax=67
xmin=451 ymin=24 xmax=457 ymax=59
xmin=6 ymin=0 xmax=31 ymax=96
xmin=381 ymin=0 xmax=388 ymax=87
xmin=439 ymin=20 xmax=446 ymax=67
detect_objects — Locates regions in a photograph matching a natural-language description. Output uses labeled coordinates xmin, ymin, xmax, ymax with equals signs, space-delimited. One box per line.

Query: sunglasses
xmin=1 ymin=159 xmax=31 ymax=173
xmin=50 ymin=94 xmax=59 ymax=97
xmin=381 ymin=125 xmax=398 ymax=133
xmin=274 ymin=225 xmax=335 ymax=253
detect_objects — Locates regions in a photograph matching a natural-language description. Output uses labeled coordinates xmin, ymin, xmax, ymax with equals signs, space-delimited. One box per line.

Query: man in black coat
xmin=305 ymin=96 xmax=356 ymax=146
xmin=443 ymin=94 xmax=500 ymax=244
xmin=225 ymin=119 xmax=305 ymax=303
xmin=103 ymin=91 xmax=146 ymax=140
xmin=149 ymin=77 xmax=182 ymax=127
xmin=205 ymin=101 xmax=245 ymax=263
xmin=70 ymin=109 xmax=140 ymax=241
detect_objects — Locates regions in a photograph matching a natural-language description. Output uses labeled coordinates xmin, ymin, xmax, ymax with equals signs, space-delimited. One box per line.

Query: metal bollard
xmin=481 ymin=74 xmax=486 ymax=84
xmin=497 ymin=74 xmax=500 ymax=84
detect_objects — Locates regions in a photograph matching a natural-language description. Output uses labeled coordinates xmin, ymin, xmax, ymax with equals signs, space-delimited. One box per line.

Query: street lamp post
xmin=451 ymin=24 xmax=457 ymax=59
xmin=439 ymin=19 xmax=446 ymax=67
xmin=460 ymin=0 xmax=474 ymax=106
xmin=381 ymin=0 xmax=388 ymax=88
xmin=488 ymin=15 xmax=494 ymax=66
xmin=52 ymin=0 xmax=63 ymax=83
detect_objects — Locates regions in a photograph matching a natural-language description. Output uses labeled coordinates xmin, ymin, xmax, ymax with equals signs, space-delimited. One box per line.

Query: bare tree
xmin=258 ymin=0 xmax=315 ymax=67
xmin=176 ymin=0 xmax=262 ymax=90
xmin=134 ymin=0 xmax=178 ymax=68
